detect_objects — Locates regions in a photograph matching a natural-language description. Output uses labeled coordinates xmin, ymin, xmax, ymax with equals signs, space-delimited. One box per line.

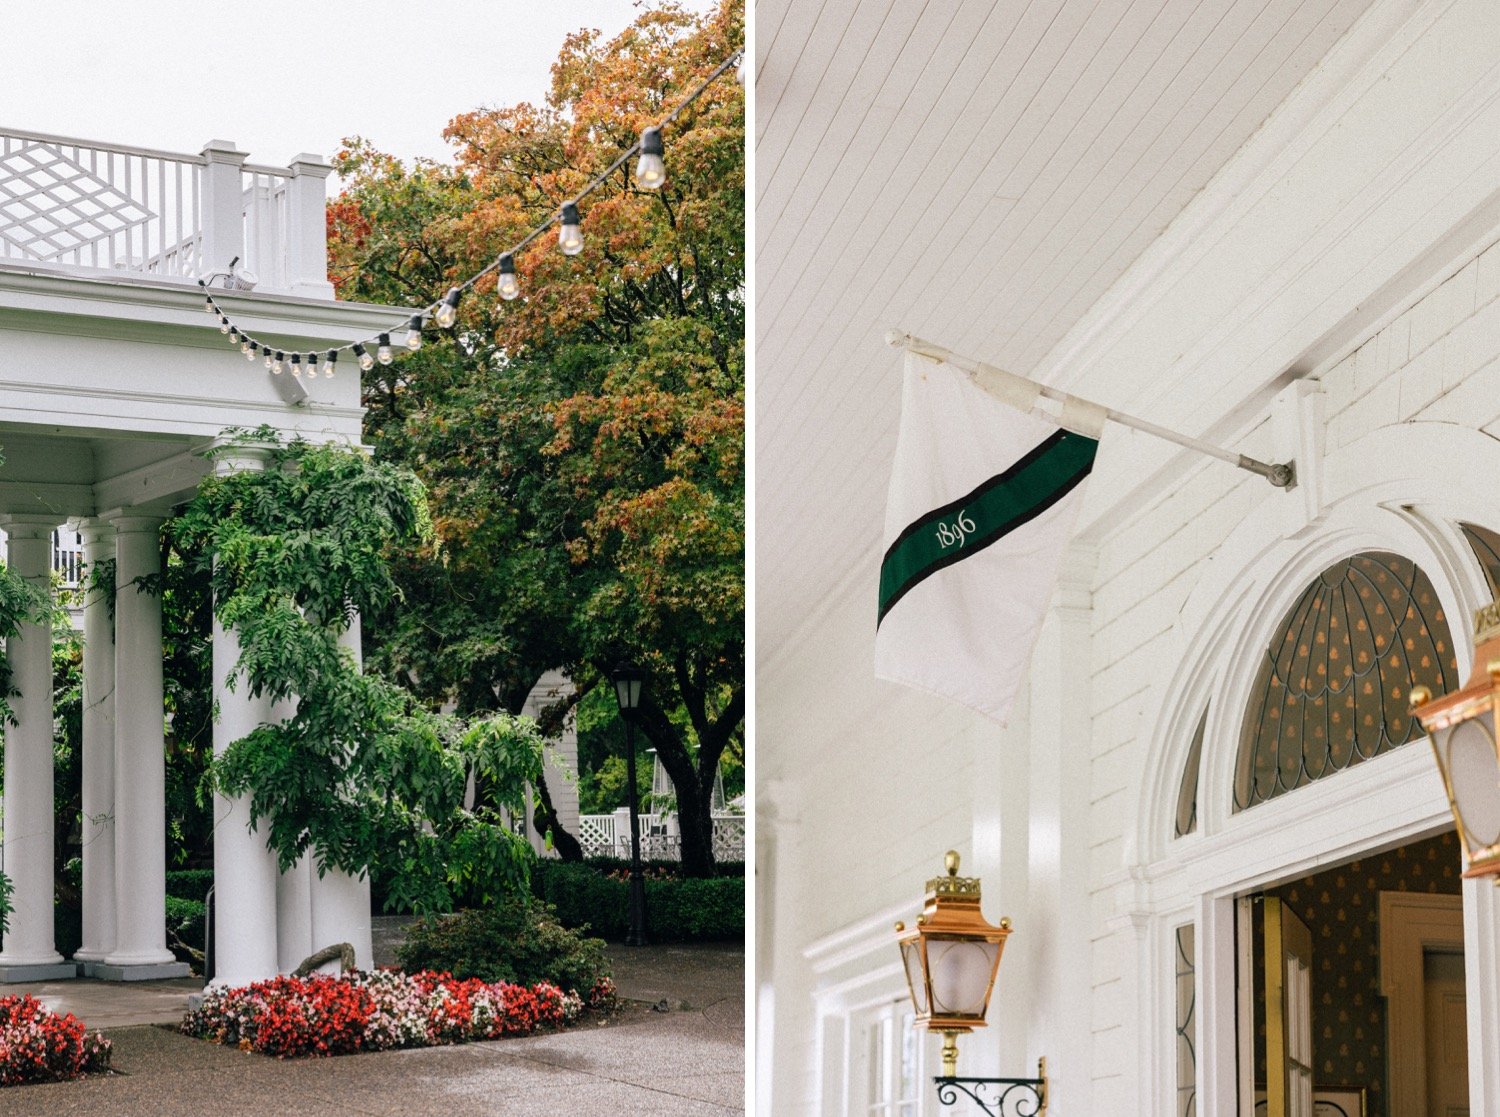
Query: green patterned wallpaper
xmin=1251 ymin=830 xmax=1463 ymax=1117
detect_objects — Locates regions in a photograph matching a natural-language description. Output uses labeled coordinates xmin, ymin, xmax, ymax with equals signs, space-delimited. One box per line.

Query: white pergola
xmin=0 ymin=129 xmax=409 ymax=983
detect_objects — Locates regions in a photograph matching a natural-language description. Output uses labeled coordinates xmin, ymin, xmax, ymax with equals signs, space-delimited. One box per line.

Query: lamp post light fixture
xmin=1411 ymin=601 xmax=1500 ymax=879
xmin=612 ymin=663 xmax=649 ymax=945
xmin=896 ymin=850 xmax=1047 ymax=1116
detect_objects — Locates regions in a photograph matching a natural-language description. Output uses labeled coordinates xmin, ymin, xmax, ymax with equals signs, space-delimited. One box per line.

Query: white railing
xmin=576 ymin=811 xmax=746 ymax=862
xmin=0 ymin=127 xmax=329 ymax=294
xmin=51 ymin=528 xmax=83 ymax=588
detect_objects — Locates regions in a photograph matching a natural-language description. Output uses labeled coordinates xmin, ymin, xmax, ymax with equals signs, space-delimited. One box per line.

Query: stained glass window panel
xmin=1176 ymin=924 xmax=1196 ymax=1117
xmin=1233 ymin=553 xmax=1457 ymax=811
xmin=1174 ymin=712 xmax=1206 ymax=838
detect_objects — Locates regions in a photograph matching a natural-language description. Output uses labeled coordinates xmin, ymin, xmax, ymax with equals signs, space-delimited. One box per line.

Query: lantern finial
xmin=945 ymin=849 xmax=960 ymax=876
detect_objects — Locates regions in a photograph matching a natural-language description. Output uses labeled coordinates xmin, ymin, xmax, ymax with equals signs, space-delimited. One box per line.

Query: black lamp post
xmin=612 ymin=663 xmax=649 ymax=946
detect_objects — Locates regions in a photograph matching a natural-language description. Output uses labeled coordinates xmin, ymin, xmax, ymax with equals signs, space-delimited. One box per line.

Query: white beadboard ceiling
xmin=755 ymin=0 xmax=1374 ymax=665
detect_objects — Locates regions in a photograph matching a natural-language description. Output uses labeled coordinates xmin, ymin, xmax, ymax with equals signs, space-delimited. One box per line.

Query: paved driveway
xmin=0 ymin=943 xmax=744 ymax=1116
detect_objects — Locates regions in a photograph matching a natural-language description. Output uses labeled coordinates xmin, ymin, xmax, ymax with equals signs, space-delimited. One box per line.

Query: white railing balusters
xmin=0 ymin=126 xmax=324 ymax=292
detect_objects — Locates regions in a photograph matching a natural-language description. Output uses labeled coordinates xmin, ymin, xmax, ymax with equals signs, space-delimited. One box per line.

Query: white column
xmin=73 ymin=520 xmax=116 ymax=968
xmin=1024 ymin=558 xmax=1096 ymax=1113
xmin=0 ymin=517 xmax=69 ymax=980
xmin=100 ymin=516 xmax=186 ymax=978
xmin=1463 ymin=876 xmax=1500 ymax=1117
xmin=275 ymin=853 xmax=314 ymax=974
xmin=286 ymin=154 xmax=335 ymax=299
xmin=308 ymin=614 xmax=371 ymax=969
xmin=211 ymin=611 xmax=280 ymax=985
xmin=198 ymin=139 xmax=247 ymax=278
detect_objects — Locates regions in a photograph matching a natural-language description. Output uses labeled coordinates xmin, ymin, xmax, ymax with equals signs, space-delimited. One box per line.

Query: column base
xmin=71 ymin=948 xmax=109 ymax=964
xmin=89 ymin=960 xmax=191 ymax=982
xmin=0 ymin=961 xmax=77 ymax=983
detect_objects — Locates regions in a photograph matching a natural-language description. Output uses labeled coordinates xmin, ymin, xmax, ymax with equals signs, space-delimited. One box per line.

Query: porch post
xmin=308 ymin=614 xmax=371 ymax=969
xmin=73 ymin=519 xmax=117 ymax=970
xmin=209 ymin=449 xmax=279 ymax=985
xmin=100 ymin=514 xmax=187 ymax=979
xmin=0 ymin=517 xmax=71 ymax=980
xmin=198 ymin=139 xmax=247 ymax=279
xmin=286 ymin=155 xmax=335 ymax=299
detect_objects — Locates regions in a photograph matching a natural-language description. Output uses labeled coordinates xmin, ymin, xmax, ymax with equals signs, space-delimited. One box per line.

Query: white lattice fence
xmin=577 ymin=814 xmax=619 ymax=857
xmin=712 ymin=814 xmax=746 ymax=861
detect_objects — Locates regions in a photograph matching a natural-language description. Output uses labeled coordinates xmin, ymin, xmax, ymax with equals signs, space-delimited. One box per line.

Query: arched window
xmin=1233 ymin=553 xmax=1458 ymax=811
xmin=1174 ymin=711 xmax=1206 ymax=838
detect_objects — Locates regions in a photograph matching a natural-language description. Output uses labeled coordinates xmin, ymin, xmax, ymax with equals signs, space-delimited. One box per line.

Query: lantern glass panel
xmin=928 ymin=938 xmax=998 ymax=1016
xmin=900 ymin=939 xmax=928 ymax=1016
xmin=1445 ymin=711 xmax=1500 ymax=850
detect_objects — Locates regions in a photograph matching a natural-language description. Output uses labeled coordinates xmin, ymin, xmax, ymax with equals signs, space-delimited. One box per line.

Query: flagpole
xmin=885 ymin=330 xmax=1295 ymax=490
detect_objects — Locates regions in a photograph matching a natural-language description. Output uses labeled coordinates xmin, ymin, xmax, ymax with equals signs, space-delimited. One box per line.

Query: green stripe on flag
xmin=878 ymin=430 xmax=1097 ymax=625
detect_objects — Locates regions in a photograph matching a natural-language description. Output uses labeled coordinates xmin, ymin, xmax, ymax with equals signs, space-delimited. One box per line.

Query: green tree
xmin=329 ymin=0 xmax=745 ymax=877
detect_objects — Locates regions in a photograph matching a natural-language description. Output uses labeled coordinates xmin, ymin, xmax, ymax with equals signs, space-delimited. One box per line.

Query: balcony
xmin=0 ymin=128 xmax=333 ymax=298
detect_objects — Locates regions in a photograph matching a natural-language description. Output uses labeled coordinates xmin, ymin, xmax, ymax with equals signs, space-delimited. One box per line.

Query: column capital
xmin=102 ymin=512 xmax=166 ymax=536
xmin=76 ymin=517 xmax=117 ymax=553
xmin=206 ymin=439 xmax=276 ymax=477
xmin=0 ymin=514 xmax=60 ymax=539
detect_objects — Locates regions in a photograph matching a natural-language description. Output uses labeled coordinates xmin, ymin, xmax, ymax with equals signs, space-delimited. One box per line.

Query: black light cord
xmin=200 ymin=47 xmax=744 ymax=376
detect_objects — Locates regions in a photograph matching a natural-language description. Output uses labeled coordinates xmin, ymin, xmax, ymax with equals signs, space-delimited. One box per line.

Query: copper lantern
xmin=1410 ymin=601 xmax=1500 ymax=879
xmin=895 ymin=850 xmax=1011 ymax=1077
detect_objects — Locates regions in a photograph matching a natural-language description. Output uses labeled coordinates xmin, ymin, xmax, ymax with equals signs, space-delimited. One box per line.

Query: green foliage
xmin=165 ymin=870 xmax=215 ymax=905
xmin=170 ymin=430 xmax=544 ymax=914
xmin=530 ymin=860 xmax=743 ymax=942
xmin=165 ymin=896 xmax=206 ymax=954
xmin=395 ymin=900 xmax=610 ymax=994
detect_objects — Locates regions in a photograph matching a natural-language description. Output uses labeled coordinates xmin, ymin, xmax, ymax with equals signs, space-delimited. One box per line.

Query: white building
xmin=757 ymin=1 xmax=1500 ymax=1113
xmin=0 ymin=127 xmax=406 ymax=983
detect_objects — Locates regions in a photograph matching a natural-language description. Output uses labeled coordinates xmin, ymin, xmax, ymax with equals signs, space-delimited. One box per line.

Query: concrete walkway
xmin=0 ymin=942 xmax=744 ymax=1115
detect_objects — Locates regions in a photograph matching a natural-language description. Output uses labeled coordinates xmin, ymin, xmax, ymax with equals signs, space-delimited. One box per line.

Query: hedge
xmin=166 ymin=870 xmax=215 ymax=905
xmin=530 ymin=861 xmax=743 ymax=942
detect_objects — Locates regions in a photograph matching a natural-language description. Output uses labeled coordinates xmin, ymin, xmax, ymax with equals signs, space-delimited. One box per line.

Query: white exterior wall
xmin=761 ymin=0 xmax=1500 ymax=1112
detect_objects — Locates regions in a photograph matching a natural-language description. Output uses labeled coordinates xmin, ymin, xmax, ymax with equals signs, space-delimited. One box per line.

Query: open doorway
xmin=1244 ymin=831 xmax=1467 ymax=1117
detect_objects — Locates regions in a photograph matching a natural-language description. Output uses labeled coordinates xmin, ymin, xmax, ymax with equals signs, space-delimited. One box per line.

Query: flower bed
xmin=181 ymin=970 xmax=614 ymax=1058
xmin=0 ymin=995 xmax=112 ymax=1086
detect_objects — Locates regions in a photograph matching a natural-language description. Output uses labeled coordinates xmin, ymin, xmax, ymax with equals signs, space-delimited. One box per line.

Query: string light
xmin=434 ymin=287 xmax=462 ymax=329
xmin=635 ymin=127 xmax=666 ymax=190
xmin=558 ymin=202 xmax=583 ymax=255
xmin=495 ymin=254 xmax=520 ymax=301
xmin=196 ymin=46 xmax=742 ymax=381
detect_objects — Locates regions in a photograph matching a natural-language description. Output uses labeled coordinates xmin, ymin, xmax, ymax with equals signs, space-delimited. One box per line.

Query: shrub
xmin=395 ymin=901 xmax=609 ymax=995
xmin=531 ymin=861 xmax=744 ymax=942
xmin=165 ymin=870 xmax=215 ymax=905
xmin=0 ymin=995 xmax=111 ymax=1086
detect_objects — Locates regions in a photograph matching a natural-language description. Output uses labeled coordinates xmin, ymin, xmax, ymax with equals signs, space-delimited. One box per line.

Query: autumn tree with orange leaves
xmin=328 ymin=1 xmax=744 ymax=878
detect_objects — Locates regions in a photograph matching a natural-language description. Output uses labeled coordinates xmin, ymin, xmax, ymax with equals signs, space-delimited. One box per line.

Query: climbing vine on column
xmin=0 ymin=552 xmax=53 ymax=932
xmin=170 ymin=430 xmax=544 ymax=915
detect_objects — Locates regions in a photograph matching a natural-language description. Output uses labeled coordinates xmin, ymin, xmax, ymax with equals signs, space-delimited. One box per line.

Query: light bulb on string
xmin=377 ymin=334 xmax=394 ymax=365
xmin=218 ymin=317 xmax=231 ymax=335
xmin=322 ymin=351 xmax=337 ymax=378
xmin=262 ymin=347 xmax=273 ymax=370
xmin=204 ymin=297 xmax=215 ymax=314
xmin=306 ymin=353 xmax=320 ymax=378
xmin=558 ymin=202 xmax=583 ymax=255
xmin=495 ymin=254 xmax=520 ymax=301
xmin=229 ymin=327 xmax=240 ymax=344
xmin=354 ymin=343 xmax=375 ymax=372
xmin=290 ymin=356 xmax=302 ymax=378
xmin=405 ymin=316 xmax=423 ymax=351
xmin=240 ymin=340 xmax=252 ymax=358
xmin=635 ymin=126 xmax=666 ymax=190
xmin=435 ymin=287 xmax=462 ymax=329
xmin=272 ymin=351 xmax=285 ymax=375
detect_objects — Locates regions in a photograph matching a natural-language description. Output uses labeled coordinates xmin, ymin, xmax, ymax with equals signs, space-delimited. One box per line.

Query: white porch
xmin=0 ymin=124 xmax=408 ymax=984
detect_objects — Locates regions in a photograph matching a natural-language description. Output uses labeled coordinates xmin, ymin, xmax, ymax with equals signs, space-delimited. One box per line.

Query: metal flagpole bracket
xmin=886 ymin=329 xmax=1297 ymax=491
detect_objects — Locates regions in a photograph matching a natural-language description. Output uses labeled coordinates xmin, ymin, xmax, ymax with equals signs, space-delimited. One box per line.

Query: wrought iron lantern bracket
xmin=933 ymin=1058 xmax=1048 ymax=1116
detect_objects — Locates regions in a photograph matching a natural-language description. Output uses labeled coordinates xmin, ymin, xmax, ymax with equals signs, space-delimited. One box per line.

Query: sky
xmin=0 ymin=1 xmax=718 ymax=168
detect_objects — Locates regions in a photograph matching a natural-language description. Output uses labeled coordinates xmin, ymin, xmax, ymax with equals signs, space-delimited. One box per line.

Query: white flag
xmin=875 ymin=352 xmax=1099 ymax=723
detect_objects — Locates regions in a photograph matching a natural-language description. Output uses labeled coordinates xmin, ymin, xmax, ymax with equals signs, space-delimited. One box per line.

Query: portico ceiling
xmin=755 ymin=0 xmax=1375 ymax=666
